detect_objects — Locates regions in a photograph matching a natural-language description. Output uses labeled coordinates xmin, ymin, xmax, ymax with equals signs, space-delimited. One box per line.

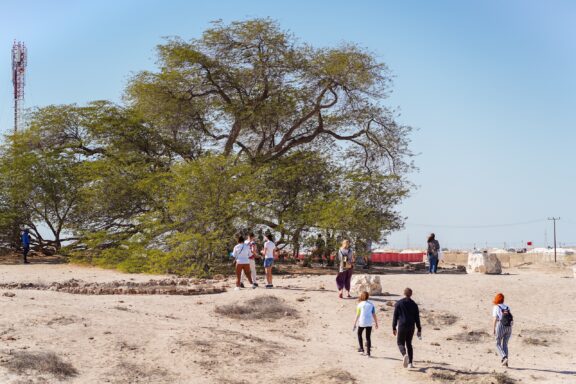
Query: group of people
xmin=231 ymin=232 xmax=276 ymax=290
xmin=348 ymin=233 xmax=513 ymax=369
xmin=352 ymin=286 xmax=422 ymax=367
xmin=352 ymin=286 xmax=513 ymax=369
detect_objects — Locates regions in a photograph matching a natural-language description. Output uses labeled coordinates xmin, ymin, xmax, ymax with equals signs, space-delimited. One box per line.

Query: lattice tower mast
xmin=12 ymin=41 xmax=27 ymax=132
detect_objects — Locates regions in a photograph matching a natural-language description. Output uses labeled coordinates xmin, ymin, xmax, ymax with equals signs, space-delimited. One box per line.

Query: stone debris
xmin=466 ymin=252 xmax=502 ymax=274
xmin=351 ymin=274 xmax=383 ymax=296
xmin=0 ymin=278 xmax=226 ymax=296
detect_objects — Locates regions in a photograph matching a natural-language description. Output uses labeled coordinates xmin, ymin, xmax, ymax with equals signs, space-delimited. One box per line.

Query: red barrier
xmin=370 ymin=252 xmax=425 ymax=263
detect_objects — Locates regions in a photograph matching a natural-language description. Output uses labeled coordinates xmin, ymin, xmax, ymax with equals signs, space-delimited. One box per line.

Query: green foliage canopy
xmin=0 ymin=19 xmax=412 ymax=275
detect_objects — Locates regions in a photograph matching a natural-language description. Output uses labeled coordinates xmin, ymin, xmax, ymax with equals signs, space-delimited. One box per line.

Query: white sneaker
xmin=403 ymin=354 xmax=409 ymax=368
xmin=234 ymin=287 xmax=240 ymax=291
xmin=408 ymin=363 xmax=415 ymax=369
xmin=252 ymin=284 xmax=257 ymax=289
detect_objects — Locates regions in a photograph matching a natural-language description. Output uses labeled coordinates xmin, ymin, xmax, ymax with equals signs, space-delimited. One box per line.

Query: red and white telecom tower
xmin=12 ymin=41 xmax=27 ymax=132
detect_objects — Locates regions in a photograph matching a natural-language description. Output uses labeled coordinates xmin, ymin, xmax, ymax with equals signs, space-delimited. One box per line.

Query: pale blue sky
xmin=1 ymin=0 xmax=575 ymax=249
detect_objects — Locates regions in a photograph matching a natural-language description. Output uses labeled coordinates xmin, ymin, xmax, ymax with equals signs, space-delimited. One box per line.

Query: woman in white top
xmin=262 ymin=233 xmax=276 ymax=289
xmin=492 ymin=293 xmax=513 ymax=367
xmin=233 ymin=235 xmax=256 ymax=290
xmin=353 ymin=291 xmax=379 ymax=356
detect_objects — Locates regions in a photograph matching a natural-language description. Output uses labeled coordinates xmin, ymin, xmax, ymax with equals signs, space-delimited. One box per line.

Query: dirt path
xmin=0 ymin=264 xmax=574 ymax=383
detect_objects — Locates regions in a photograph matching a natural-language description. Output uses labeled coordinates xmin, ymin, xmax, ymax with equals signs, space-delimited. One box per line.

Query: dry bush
xmin=429 ymin=369 xmax=516 ymax=384
xmin=522 ymin=337 xmax=550 ymax=347
xmin=423 ymin=310 xmax=459 ymax=326
xmin=493 ymin=372 xmax=516 ymax=384
xmin=215 ymin=295 xmax=297 ymax=320
xmin=180 ymin=327 xmax=286 ymax=375
xmin=2 ymin=351 xmax=78 ymax=378
xmin=109 ymin=361 xmax=171 ymax=383
xmin=453 ymin=330 xmax=491 ymax=343
xmin=285 ymin=369 xmax=358 ymax=384
xmin=431 ymin=371 xmax=456 ymax=381
xmin=46 ymin=316 xmax=78 ymax=326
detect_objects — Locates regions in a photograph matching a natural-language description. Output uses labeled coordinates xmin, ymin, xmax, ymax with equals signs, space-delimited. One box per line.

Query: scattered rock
xmin=386 ymin=300 xmax=395 ymax=307
xmin=2 ymin=292 xmax=15 ymax=297
xmin=0 ymin=278 xmax=226 ymax=296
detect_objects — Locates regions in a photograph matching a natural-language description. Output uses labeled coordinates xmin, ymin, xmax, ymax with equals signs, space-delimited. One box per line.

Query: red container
xmin=370 ymin=252 xmax=425 ymax=263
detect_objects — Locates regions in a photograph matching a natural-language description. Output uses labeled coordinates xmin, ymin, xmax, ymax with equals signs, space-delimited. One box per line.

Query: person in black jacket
xmin=392 ymin=287 xmax=422 ymax=368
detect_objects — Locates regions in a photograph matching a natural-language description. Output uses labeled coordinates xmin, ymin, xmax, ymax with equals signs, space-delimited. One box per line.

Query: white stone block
xmin=466 ymin=252 xmax=502 ymax=274
xmin=351 ymin=274 xmax=382 ymax=296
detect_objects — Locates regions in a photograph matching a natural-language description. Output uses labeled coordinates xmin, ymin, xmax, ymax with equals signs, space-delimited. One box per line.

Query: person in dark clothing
xmin=392 ymin=287 xmax=422 ymax=368
xmin=314 ymin=234 xmax=326 ymax=265
xmin=21 ymin=229 xmax=31 ymax=264
xmin=427 ymin=233 xmax=440 ymax=274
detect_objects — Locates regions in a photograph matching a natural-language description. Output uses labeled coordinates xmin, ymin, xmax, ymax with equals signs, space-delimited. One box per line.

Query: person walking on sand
xmin=21 ymin=228 xmax=31 ymax=264
xmin=393 ymin=288 xmax=422 ymax=369
xmin=353 ymin=291 xmax=378 ymax=357
xmin=336 ymin=239 xmax=355 ymax=299
xmin=233 ymin=235 xmax=257 ymax=291
xmin=492 ymin=293 xmax=513 ymax=367
xmin=262 ymin=233 xmax=276 ymax=289
xmin=427 ymin=233 xmax=440 ymax=274
xmin=240 ymin=232 xmax=259 ymax=287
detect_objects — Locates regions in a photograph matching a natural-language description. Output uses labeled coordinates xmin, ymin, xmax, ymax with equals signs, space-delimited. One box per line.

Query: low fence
xmin=441 ymin=252 xmax=576 ymax=267
xmin=370 ymin=252 xmax=425 ymax=263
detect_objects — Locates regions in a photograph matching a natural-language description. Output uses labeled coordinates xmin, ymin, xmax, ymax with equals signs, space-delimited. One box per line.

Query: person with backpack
xmin=492 ymin=293 xmax=513 ymax=367
xmin=336 ymin=239 xmax=355 ymax=298
xmin=426 ymin=233 xmax=440 ymax=274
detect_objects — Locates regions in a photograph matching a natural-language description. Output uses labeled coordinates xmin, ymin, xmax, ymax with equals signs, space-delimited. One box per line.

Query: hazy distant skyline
xmin=1 ymin=0 xmax=575 ymax=249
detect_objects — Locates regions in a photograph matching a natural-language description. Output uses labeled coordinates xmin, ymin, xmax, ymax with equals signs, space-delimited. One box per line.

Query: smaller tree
xmin=0 ymin=126 xmax=86 ymax=249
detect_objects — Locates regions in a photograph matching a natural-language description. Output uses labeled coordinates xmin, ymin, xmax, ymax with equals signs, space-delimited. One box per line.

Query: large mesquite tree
xmin=127 ymin=19 xmax=411 ymax=172
xmin=0 ymin=19 xmax=412 ymax=274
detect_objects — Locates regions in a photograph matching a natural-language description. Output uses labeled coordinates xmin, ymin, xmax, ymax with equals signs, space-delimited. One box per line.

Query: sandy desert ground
xmin=0 ymin=261 xmax=574 ymax=384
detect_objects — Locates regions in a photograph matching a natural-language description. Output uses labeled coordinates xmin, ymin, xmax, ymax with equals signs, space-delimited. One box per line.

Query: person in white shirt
xmin=240 ymin=232 xmax=258 ymax=287
xmin=262 ymin=234 xmax=276 ymax=288
xmin=233 ymin=235 xmax=256 ymax=290
xmin=353 ymin=291 xmax=379 ymax=357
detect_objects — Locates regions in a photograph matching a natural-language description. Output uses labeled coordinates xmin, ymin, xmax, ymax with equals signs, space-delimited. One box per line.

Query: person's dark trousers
xmin=23 ymin=245 xmax=30 ymax=263
xmin=357 ymin=326 xmax=372 ymax=354
xmin=397 ymin=325 xmax=415 ymax=363
xmin=428 ymin=253 xmax=438 ymax=273
xmin=336 ymin=268 xmax=353 ymax=291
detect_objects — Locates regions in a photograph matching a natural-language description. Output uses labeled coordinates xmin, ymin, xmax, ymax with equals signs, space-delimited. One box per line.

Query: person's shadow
xmin=507 ymin=367 xmax=576 ymax=376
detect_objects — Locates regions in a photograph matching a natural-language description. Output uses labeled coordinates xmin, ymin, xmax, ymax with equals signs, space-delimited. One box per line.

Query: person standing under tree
xmin=393 ymin=288 xmax=422 ymax=369
xmin=233 ymin=235 xmax=256 ymax=290
xmin=336 ymin=239 xmax=355 ymax=299
xmin=314 ymin=234 xmax=326 ymax=265
xmin=427 ymin=233 xmax=440 ymax=274
xmin=262 ymin=233 xmax=276 ymax=289
xmin=21 ymin=228 xmax=31 ymax=264
xmin=240 ymin=232 xmax=259 ymax=287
